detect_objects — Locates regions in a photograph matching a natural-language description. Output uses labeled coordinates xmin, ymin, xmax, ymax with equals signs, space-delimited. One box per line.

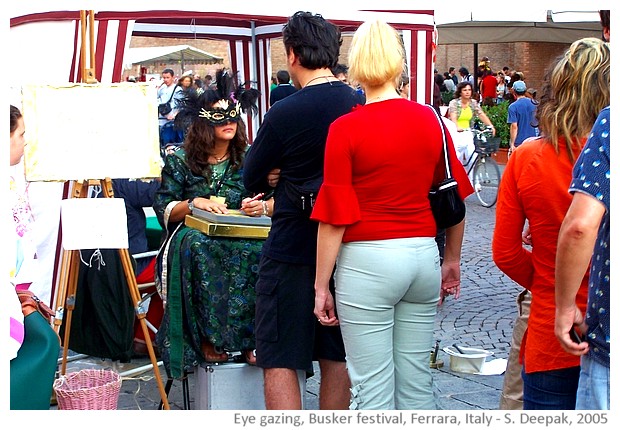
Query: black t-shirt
xmin=244 ymin=81 xmax=365 ymax=264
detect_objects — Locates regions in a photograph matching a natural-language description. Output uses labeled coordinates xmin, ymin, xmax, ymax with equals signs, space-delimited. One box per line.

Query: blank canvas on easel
xmin=21 ymin=83 xmax=161 ymax=181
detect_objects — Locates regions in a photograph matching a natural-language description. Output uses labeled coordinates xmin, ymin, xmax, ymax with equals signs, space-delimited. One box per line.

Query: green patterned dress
xmin=153 ymin=148 xmax=263 ymax=377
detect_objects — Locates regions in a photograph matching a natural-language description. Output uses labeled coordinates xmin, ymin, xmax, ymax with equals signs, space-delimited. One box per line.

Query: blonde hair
xmin=537 ymin=37 xmax=610 ymax=160
xmin=347 ymin=20 xmax=404 ymax=89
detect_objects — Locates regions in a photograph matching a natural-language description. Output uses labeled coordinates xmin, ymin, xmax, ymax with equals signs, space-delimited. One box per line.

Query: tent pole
xmin=251 ymin=20 xmax=258 ymax=88
xmin=473 ymin=43 xmax=479 ymax=93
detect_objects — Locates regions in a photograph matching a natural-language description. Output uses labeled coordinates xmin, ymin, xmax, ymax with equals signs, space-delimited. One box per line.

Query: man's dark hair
xmin=331 ymin=63 xmax=347 ymax=76
xmin=599 ymin=10 xmax=610 ymax=30
xmin=449 ymin=66 xmax=455 ymax=73
xmin=276 ymin=70 xmax=291 ymax=84
xmin=282 ymin=11 xmax=342 ymax=70
xmin=162 ymin=68 xmax=174 ymax=76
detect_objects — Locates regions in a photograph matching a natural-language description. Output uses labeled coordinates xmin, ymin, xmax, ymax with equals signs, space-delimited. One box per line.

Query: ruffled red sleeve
xmin=311 ymin=183 xmax=361 ymax=225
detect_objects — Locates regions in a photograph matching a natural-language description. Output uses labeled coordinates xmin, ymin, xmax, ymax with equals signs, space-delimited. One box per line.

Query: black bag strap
xmin=427 ymin=105 xmax=453 ymax=180
xmin=162 ymin=84 xmax=179 ymax=104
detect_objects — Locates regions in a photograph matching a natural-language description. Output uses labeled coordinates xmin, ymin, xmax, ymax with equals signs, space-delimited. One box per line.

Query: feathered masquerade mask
xmin=198 ymin=99 xmax=242 ymax=125
xmin=175 ymin=69 xmax=260 ymax=128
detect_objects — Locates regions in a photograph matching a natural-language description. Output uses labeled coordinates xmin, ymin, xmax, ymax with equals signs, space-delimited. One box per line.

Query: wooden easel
xmin=52 ymin=10 xmax=170 ymax=410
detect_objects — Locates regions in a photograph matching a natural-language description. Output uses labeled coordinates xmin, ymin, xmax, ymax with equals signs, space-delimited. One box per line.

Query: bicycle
xmin=461 ymin=126 xmax=502 ymax=207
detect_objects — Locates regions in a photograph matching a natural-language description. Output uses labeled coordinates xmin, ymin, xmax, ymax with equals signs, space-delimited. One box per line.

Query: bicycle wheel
xmin=473 ymin=156 xmax=501 ymax=207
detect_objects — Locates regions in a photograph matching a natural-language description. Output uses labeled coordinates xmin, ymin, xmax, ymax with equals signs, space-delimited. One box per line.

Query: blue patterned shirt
xmin=569 ymin=106 xmax=610 ymax=367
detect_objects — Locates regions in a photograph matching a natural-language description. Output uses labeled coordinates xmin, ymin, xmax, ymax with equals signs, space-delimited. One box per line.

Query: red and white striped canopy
xmin=10 ymin=6 xmax=436 ymax=139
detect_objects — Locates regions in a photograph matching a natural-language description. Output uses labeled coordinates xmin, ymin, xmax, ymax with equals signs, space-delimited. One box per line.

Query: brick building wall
xmin=436 ymin=41 xmax=570 ymax=94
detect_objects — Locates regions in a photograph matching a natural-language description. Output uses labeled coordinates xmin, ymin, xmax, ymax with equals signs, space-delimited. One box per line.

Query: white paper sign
xmin=61 ymin=198 xmax=128 ymax=250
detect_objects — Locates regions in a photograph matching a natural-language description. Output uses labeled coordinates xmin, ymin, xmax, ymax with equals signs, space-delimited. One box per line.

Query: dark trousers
xmin=522 ymin=366 xmax=580 ymax=410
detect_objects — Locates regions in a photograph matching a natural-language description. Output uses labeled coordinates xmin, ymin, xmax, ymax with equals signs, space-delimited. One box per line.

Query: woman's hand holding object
xmin=241 ymin=194 xmax=266 ymax=217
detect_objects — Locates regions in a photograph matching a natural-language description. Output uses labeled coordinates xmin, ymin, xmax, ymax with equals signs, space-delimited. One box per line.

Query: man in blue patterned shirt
xmin=555 ymin=10 xmax=610 ymax=410
xmin=554 ymin=105 xmax=610 ymax=410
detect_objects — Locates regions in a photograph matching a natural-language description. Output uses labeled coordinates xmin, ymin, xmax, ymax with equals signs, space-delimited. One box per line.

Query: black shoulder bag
xmin=158 ymin=85 xmax=178 ymax=117
xmin=427 ymin=105 xmax=466 ymax=229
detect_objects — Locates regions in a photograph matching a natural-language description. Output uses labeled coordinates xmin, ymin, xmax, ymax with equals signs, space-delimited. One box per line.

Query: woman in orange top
xmin=492 ymin=38 xmax=609 ymax=410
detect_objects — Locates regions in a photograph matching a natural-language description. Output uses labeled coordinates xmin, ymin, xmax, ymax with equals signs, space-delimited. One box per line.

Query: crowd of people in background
xmin=434 ymin=62 xmax=530 ymax=108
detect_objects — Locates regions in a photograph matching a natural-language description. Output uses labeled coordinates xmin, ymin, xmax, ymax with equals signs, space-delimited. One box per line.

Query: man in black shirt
xmin=244 ymin=11 xmax=364 ymax=410
xmin=269 ymin=69 xmax=297 ymax=107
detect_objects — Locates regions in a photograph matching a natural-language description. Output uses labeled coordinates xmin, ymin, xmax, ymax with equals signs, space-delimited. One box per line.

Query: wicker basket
xmin=53 ymin=369 xmax=122 ymax=410
xmin=474 ymin=136 xmax=500 ymax=154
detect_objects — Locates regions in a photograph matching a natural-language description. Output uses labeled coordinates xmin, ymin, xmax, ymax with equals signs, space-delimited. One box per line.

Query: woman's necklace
xmin=211 ymin=151 xmax=229 ymax=163
xmin=304 ymin=75 xmax=336 ymax=87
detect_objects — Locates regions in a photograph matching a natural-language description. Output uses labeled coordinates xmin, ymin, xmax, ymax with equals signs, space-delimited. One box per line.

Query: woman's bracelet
xmin=262 ymin=200 xmax=269 ymax=217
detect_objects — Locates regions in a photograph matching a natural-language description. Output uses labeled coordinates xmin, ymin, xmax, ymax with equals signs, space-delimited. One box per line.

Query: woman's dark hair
xmin=282 ymin=11 xmax=342 ymax=70
xmin=174 ymin=68 xmax=258 ymax=177
xmin=454 ymin=81 xmax=472 ymax=98
xmin=10 ymin=105 xmax=22 ymax=134
xmin=183 ymin=100 xmax=249 ymax=178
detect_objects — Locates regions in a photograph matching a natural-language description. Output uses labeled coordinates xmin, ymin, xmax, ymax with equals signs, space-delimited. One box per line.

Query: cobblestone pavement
xmin=431 ymin=194 xmax=521 ymax=410
xmin=60 ymin=188 xmax=523 ymax=411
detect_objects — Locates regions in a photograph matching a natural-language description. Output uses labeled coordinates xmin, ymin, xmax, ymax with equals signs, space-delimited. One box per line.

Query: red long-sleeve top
xmin=311 ymin=99 xmax=473 ymax=242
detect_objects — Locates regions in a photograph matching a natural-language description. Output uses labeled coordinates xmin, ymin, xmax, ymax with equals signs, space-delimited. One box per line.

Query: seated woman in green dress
xmin=153 ymin=72 xmax=266 ymax=378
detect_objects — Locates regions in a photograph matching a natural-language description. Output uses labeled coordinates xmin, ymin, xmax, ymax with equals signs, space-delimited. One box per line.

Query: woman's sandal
xmin=201 ymin=340 xmax=228 ymax=363
xmin=243 ymin=349 xmax=257 ymax=366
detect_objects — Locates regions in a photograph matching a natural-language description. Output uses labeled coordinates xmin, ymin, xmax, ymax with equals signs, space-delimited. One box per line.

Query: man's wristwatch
xmin=188 ymin=198 xmax=195 ymax=212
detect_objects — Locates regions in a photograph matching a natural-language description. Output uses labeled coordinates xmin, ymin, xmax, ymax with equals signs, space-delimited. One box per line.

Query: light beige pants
xmin=499 ymin=289 xmax=531 ymax=410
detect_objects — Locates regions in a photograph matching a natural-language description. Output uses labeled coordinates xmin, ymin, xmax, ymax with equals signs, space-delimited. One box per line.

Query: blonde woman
xmin=311 ymin=20 xmax=473 ymax=410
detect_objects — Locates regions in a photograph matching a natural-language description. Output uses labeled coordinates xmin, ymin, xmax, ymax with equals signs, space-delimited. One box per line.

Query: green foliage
xmin=482 ymin=102 xmax=510 ymax=148
xmin=441 ymin=91 xmax=454 ymax=106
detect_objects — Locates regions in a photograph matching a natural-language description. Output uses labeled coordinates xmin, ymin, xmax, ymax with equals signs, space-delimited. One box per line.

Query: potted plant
xmin=441 ymin=90 xmax=454 ymax=106
xmin=482 ymin=101 xmax=511 ymax=164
